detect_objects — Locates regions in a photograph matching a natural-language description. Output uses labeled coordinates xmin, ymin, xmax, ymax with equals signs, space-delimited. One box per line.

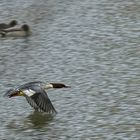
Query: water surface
xmin=0 ymin=0 xmax=140 ymax=139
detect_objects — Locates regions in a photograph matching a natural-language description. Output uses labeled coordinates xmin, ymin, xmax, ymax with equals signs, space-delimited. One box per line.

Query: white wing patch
xmin=23 ymin=89 xmax=36 ymax=97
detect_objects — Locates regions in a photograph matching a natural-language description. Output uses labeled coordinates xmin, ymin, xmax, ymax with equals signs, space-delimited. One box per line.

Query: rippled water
xmin=0 ymin=0 xmax=140 ymax=139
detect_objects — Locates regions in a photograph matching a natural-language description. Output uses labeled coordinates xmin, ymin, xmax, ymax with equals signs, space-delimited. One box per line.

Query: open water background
xmin=0 ymin=0 xmax=140 ymax=139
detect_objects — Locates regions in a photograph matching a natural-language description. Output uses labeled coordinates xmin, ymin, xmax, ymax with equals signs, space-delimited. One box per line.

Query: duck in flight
xmin=5 ymin=81 xmax=70 ymax=114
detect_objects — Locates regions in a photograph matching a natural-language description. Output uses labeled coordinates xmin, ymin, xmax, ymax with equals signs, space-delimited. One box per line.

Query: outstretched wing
xmin=25 ymin=95 xmax=39 ymax=111
xmin=30 ymin=90 xmax=57 ymax=114
xmin=18 ymin=81 xmax=43 ymax=89
xmin=22 ymin=87 xmax=56 ymax=114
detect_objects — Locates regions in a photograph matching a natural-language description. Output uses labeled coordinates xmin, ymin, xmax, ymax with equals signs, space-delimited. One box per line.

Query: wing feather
xmin=31 ymin=90 xmax=57 ymax=114
xmin=25 ymin=95 xmax=39 ymax=111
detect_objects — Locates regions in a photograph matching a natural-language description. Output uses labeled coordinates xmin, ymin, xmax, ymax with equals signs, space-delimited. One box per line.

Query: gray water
xmin=0 ymin=0 xmax=140 ymax=139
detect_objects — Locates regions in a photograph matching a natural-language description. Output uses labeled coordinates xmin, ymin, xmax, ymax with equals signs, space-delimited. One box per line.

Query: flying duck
xmin=0 ymin=24 xmax=30 ymax=37
xmin=5 ymin=81 xmax=70 ymax=114
xmin=0 ymin=20 xmax=18 ymax=30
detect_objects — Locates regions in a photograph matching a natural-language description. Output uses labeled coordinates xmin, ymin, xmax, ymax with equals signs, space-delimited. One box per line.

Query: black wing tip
xmin=45 ymin=110 xmax=57 ymax=115
xmin=34 ymin=107 xmax=57 ymax=114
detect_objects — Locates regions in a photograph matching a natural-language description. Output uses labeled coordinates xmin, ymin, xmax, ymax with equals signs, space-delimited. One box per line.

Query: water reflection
xmin=25 ymin=111 xmax=55 ymax=129
xmin=6 ymin=111 xmax=55 ymax=132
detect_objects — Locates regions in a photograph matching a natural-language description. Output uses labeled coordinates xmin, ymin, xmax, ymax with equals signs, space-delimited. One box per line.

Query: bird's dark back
xmin=18 ymin=81 xmax=44 ymax=89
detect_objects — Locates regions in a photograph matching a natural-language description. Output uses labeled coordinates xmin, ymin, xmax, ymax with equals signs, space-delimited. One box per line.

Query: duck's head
xmin=44 ymin=83 xmax=70 ymax=90
xmin=9 ymin=20 xmax=18 ymax=27
xmin=21 ymin=24 xmax=30 ymax=32
xmin=50 ymin=83 xmax=71 ymax=88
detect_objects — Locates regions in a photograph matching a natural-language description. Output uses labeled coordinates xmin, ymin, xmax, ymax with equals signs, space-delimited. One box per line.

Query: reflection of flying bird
xmin=5 ymin=81 xmax=70 ymax=114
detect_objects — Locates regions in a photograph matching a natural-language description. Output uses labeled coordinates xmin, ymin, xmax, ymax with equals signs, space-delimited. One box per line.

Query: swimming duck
xmin=0 ymin=20 xmax=17 ymax=30
xmin=5 ymin=81 xmax=70 ymax=114
xmin=0 ymin=24 xmax=30 ymax=37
